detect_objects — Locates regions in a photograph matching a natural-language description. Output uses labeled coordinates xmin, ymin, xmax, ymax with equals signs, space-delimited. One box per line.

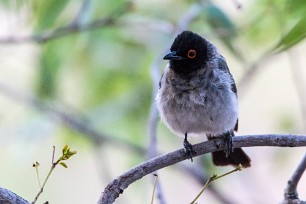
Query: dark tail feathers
xmin=211 ymin=148 xmax=251 ymax=168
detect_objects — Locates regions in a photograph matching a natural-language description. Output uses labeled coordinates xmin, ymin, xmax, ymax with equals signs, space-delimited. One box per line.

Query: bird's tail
xmin=207 ymin=132 xmax=251 ymax=168
xmin=211 ymin=148 xmax=251 ymax=168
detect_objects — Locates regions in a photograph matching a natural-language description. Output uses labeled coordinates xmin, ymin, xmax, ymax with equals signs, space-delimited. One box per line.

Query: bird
xmin=156 ymin=30 xmax=251 ymax=167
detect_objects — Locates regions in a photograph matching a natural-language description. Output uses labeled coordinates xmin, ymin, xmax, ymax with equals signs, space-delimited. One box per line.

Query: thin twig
xmin=32 ymin=145 xmax=76 ymax=204
xmin=52 ymin=146 xmax=56 ymax=164
xmin=32 ymin=147 xmax=58 ymax=204
xmin=32 ymin=164 xmax=55 ymax=204
xmin=33 ymin=162 xmax=42 ymax=188
xmin=98 ymin=134 xmax=306 ymax=204
xmin=151 ymin=174 xmax=159 ymax=204
xmin=283 ymin=153 xmax=306 ymax=202
xmin=180 ymin=163 xmax=237 ymax=204
xmin=190 ymin=164 xmax=242 ymax=204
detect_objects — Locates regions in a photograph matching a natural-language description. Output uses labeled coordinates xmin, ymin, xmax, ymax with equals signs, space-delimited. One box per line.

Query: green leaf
xmin=62 ymin=144 xmax=69 ymax=155
xmin=67 ymin=150 xmax=77 ymax=157
xmin=59 ymin=162 xmax=68 ymax=168
xmin=286 ymin=0 xmax=306 ymax=16
xmin=273 ymin=15 xmax=306 ymax=52
xmin=61 ymin=144 xmax=77 ymax=161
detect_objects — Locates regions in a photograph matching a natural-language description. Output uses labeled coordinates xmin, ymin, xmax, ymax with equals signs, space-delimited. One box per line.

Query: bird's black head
xmin=163 ymin=31 xmax=209 ymax=77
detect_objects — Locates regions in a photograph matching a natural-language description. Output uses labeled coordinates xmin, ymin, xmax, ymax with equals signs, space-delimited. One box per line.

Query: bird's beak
xmin=163 ymin=51 xmax=184 ymax=60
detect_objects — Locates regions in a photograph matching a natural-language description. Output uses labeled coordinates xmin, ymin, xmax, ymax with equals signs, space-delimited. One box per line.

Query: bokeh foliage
xmin=1 ymin=0 xmax=306 ymax=202
xmin=2 ymin=0 xmax=306 ymax=156
xmin=30 ymin=0 xmax=306 ymax=135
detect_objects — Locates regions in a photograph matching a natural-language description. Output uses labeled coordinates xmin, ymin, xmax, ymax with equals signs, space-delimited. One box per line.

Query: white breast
xmin=156 ymin=67 xmax=238 ymax=137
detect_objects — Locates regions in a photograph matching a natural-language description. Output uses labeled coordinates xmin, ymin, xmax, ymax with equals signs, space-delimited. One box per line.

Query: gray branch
xmin=97 ymin=134 xmax=306 ymax=204
xmin=0 ymin=187 xmax=30 ymax=204
xmin=2 ymin=135 xmax=305 ymax=204
xmin=282 ymin=153 xmax=306 ymax=204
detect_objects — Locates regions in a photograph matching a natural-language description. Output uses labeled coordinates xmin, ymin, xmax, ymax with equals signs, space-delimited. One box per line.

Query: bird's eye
xmin=187 ymin=49 xmax=196 ymax=59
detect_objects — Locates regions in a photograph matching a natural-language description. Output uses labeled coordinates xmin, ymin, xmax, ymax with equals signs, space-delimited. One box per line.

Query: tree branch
xmin=98 ymin=134 xmax=306 ymax=204
xmin=0 ymin=187 xmax=30 ymax=204
xmin=0 ymin=2 xmax=132 ymax=44
xmin=282 ymin=153 xmax=306 ymax=203
xmin=71 ymin=0 xmax=92 ymax=26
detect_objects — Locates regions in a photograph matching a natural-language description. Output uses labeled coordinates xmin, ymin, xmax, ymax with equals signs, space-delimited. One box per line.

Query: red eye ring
xmin=187 ymin=49 xmax=196 ymax=59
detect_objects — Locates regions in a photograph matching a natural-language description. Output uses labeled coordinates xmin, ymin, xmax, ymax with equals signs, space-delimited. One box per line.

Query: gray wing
xmin=218 ymin=55 xmax=239 ymax=131
xmin=218 ymin=55 xmax=237 ymax=96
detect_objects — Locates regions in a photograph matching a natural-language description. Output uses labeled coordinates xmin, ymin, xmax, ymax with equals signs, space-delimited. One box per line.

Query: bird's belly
xmin=157 ymin=90 xmax=238 ymax=136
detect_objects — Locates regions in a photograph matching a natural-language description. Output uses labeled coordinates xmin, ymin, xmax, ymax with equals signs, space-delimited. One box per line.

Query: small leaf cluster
xmin=32 ymin=145 xmax=77 ymax=203
xmin=56 ymin=144 xmax=77 ymax=168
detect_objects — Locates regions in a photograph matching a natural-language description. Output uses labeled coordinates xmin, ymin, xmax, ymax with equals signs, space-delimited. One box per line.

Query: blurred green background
xmin=1 ymin=0 xmax=306 ymax=203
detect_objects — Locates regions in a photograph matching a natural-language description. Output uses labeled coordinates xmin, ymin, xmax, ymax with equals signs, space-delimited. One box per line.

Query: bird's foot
xmin=224 ymin=131 xmax=234 ymax=158
xmin=184 ymin=133 xmax=196 ymax=162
